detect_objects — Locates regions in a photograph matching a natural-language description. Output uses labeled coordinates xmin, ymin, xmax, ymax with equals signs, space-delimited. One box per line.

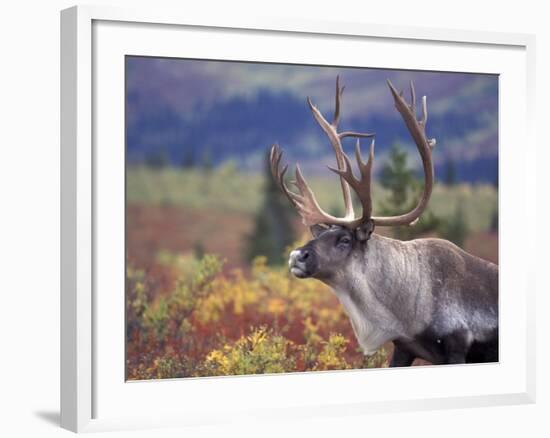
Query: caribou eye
xmin=338 ymin=236 xmax=351 ymax=246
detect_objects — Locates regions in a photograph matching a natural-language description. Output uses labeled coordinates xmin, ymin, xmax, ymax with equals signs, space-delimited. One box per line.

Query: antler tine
xmin=270 ymin=145 xmax=293 ymax=205
xmin=328 ymin=139 xmax=375 ymax=223
xmin=409 ymin=80 xmax=416 ymax=113
xmin=307 ymin=78 xmax=375 ymax=220
xmin=339 ymin=131 xmax=376 ymax=140
xmin=357 ymin=139 xmax=375 ymax=180
xmin=333 ymin=75 xmax=344 ymax=127
xmin=373 ymin=80 xmax=436 ymax=227
xmin=421 ymin=95 xmax=428 ymax=126
xmin=269 ymin=144 xmax=281 ymax=182
xmin=270 ymin=144 xmax=351 ymax=227
xmin=357 ymin=139 xmax=375 ymax=219
xmin=293 ymin=164 xmax=338 ymax=226
xmin=307 ymin=97 xmax=355 ymax=219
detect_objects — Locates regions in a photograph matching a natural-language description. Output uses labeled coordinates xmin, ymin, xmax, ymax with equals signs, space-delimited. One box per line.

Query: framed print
xmin=60 ymin=5 xmax=536 ymax=433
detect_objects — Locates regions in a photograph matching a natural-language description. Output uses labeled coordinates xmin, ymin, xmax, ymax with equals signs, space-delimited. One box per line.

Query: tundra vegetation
xmin=126 ymin=156 xmax=497 ymax=379
xmin=126 ymin=252 xmax=387 ymax=379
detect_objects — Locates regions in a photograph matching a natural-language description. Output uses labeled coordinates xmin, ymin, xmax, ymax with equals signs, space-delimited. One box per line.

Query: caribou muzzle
xmin=288 ymin=247 xmax=318 ymax=278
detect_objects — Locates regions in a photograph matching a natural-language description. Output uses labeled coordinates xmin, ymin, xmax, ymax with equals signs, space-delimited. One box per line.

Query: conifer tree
xmin=378 ymin=142 xmax=440 ymax=240
xmin=246 ymin=151 xmax=296 ymax=264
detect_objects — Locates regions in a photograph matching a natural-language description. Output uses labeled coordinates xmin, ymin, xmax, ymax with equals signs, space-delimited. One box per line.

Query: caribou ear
xmin=310 ymin=224 xmax=329 ymax=238
xmin=355 ymin=220 xmax=375 ymax=242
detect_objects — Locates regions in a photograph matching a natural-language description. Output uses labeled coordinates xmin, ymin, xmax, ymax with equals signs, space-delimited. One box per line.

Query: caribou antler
xmin=270 ymin=78 xmax=436 ymax=230
xmin=326 ymin=138 xmax=375 ymax=228
xmin=270 ymin=144 xmax=356 ymax=227
xmin=372 ymin=80 xmax=436 ymax=226
xmin=306 ymin=76 xmax=375 ymax=220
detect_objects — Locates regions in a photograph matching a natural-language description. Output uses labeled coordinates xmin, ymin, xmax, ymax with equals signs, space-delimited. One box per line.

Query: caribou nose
xmin=289 ymin=249 xmax=309 ymax=268
xmin=288 ymin=248 xmax=313 ymax=279
xmin=297 ymin=250 xmax=310 ymax=263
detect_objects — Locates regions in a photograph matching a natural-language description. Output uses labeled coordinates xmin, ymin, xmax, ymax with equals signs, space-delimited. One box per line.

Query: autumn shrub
xmin=315 ymin=334 xmax=351 ymax=371
xmin=126 ymin=250 xmax=389 ymax=380
xmin=204 ymin=327 xmax=296 ymax=376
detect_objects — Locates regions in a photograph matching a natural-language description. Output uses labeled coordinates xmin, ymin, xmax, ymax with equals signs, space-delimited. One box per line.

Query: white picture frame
xmin=60 ymin=4 xmax=536 ymax=433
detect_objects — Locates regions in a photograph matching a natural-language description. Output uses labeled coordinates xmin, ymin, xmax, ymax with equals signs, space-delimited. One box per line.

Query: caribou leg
xmin=443 ymin=330 xmax=472 ymax=364
xmin=389 ymin=342 xmax=416 ymax=367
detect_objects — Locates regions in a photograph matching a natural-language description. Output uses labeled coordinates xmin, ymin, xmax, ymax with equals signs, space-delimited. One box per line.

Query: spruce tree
xmin=246 ymin=151 xmax=296 ymax=265
xmin=378 ymin=142 xmax=440 ymax=240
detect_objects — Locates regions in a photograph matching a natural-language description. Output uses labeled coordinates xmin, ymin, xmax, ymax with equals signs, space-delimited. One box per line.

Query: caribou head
xmin=271 ymin=77 xmax=436 ymax=281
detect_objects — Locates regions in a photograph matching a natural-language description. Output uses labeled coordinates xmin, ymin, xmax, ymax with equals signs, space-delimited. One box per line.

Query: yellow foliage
xmin=126 ymin=252 xmax=389 ymax=380
xmin=315 ymin=334 xmax=351 ymax=371
xmin=204 ymin=327 xmax=295 ymax=376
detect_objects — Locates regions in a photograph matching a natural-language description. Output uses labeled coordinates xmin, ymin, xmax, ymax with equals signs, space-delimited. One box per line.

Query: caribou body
xmin=271 ymin=77 xmax=498 ymax=366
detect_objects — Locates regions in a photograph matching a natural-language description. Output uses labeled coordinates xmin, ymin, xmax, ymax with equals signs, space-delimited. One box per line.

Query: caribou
xmin=270 ymin=77 xmax=498 ymax=366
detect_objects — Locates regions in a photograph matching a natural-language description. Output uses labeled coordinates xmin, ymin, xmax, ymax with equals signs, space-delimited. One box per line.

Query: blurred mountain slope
xmin=126 ymin=57 xmax=498 ymax=183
